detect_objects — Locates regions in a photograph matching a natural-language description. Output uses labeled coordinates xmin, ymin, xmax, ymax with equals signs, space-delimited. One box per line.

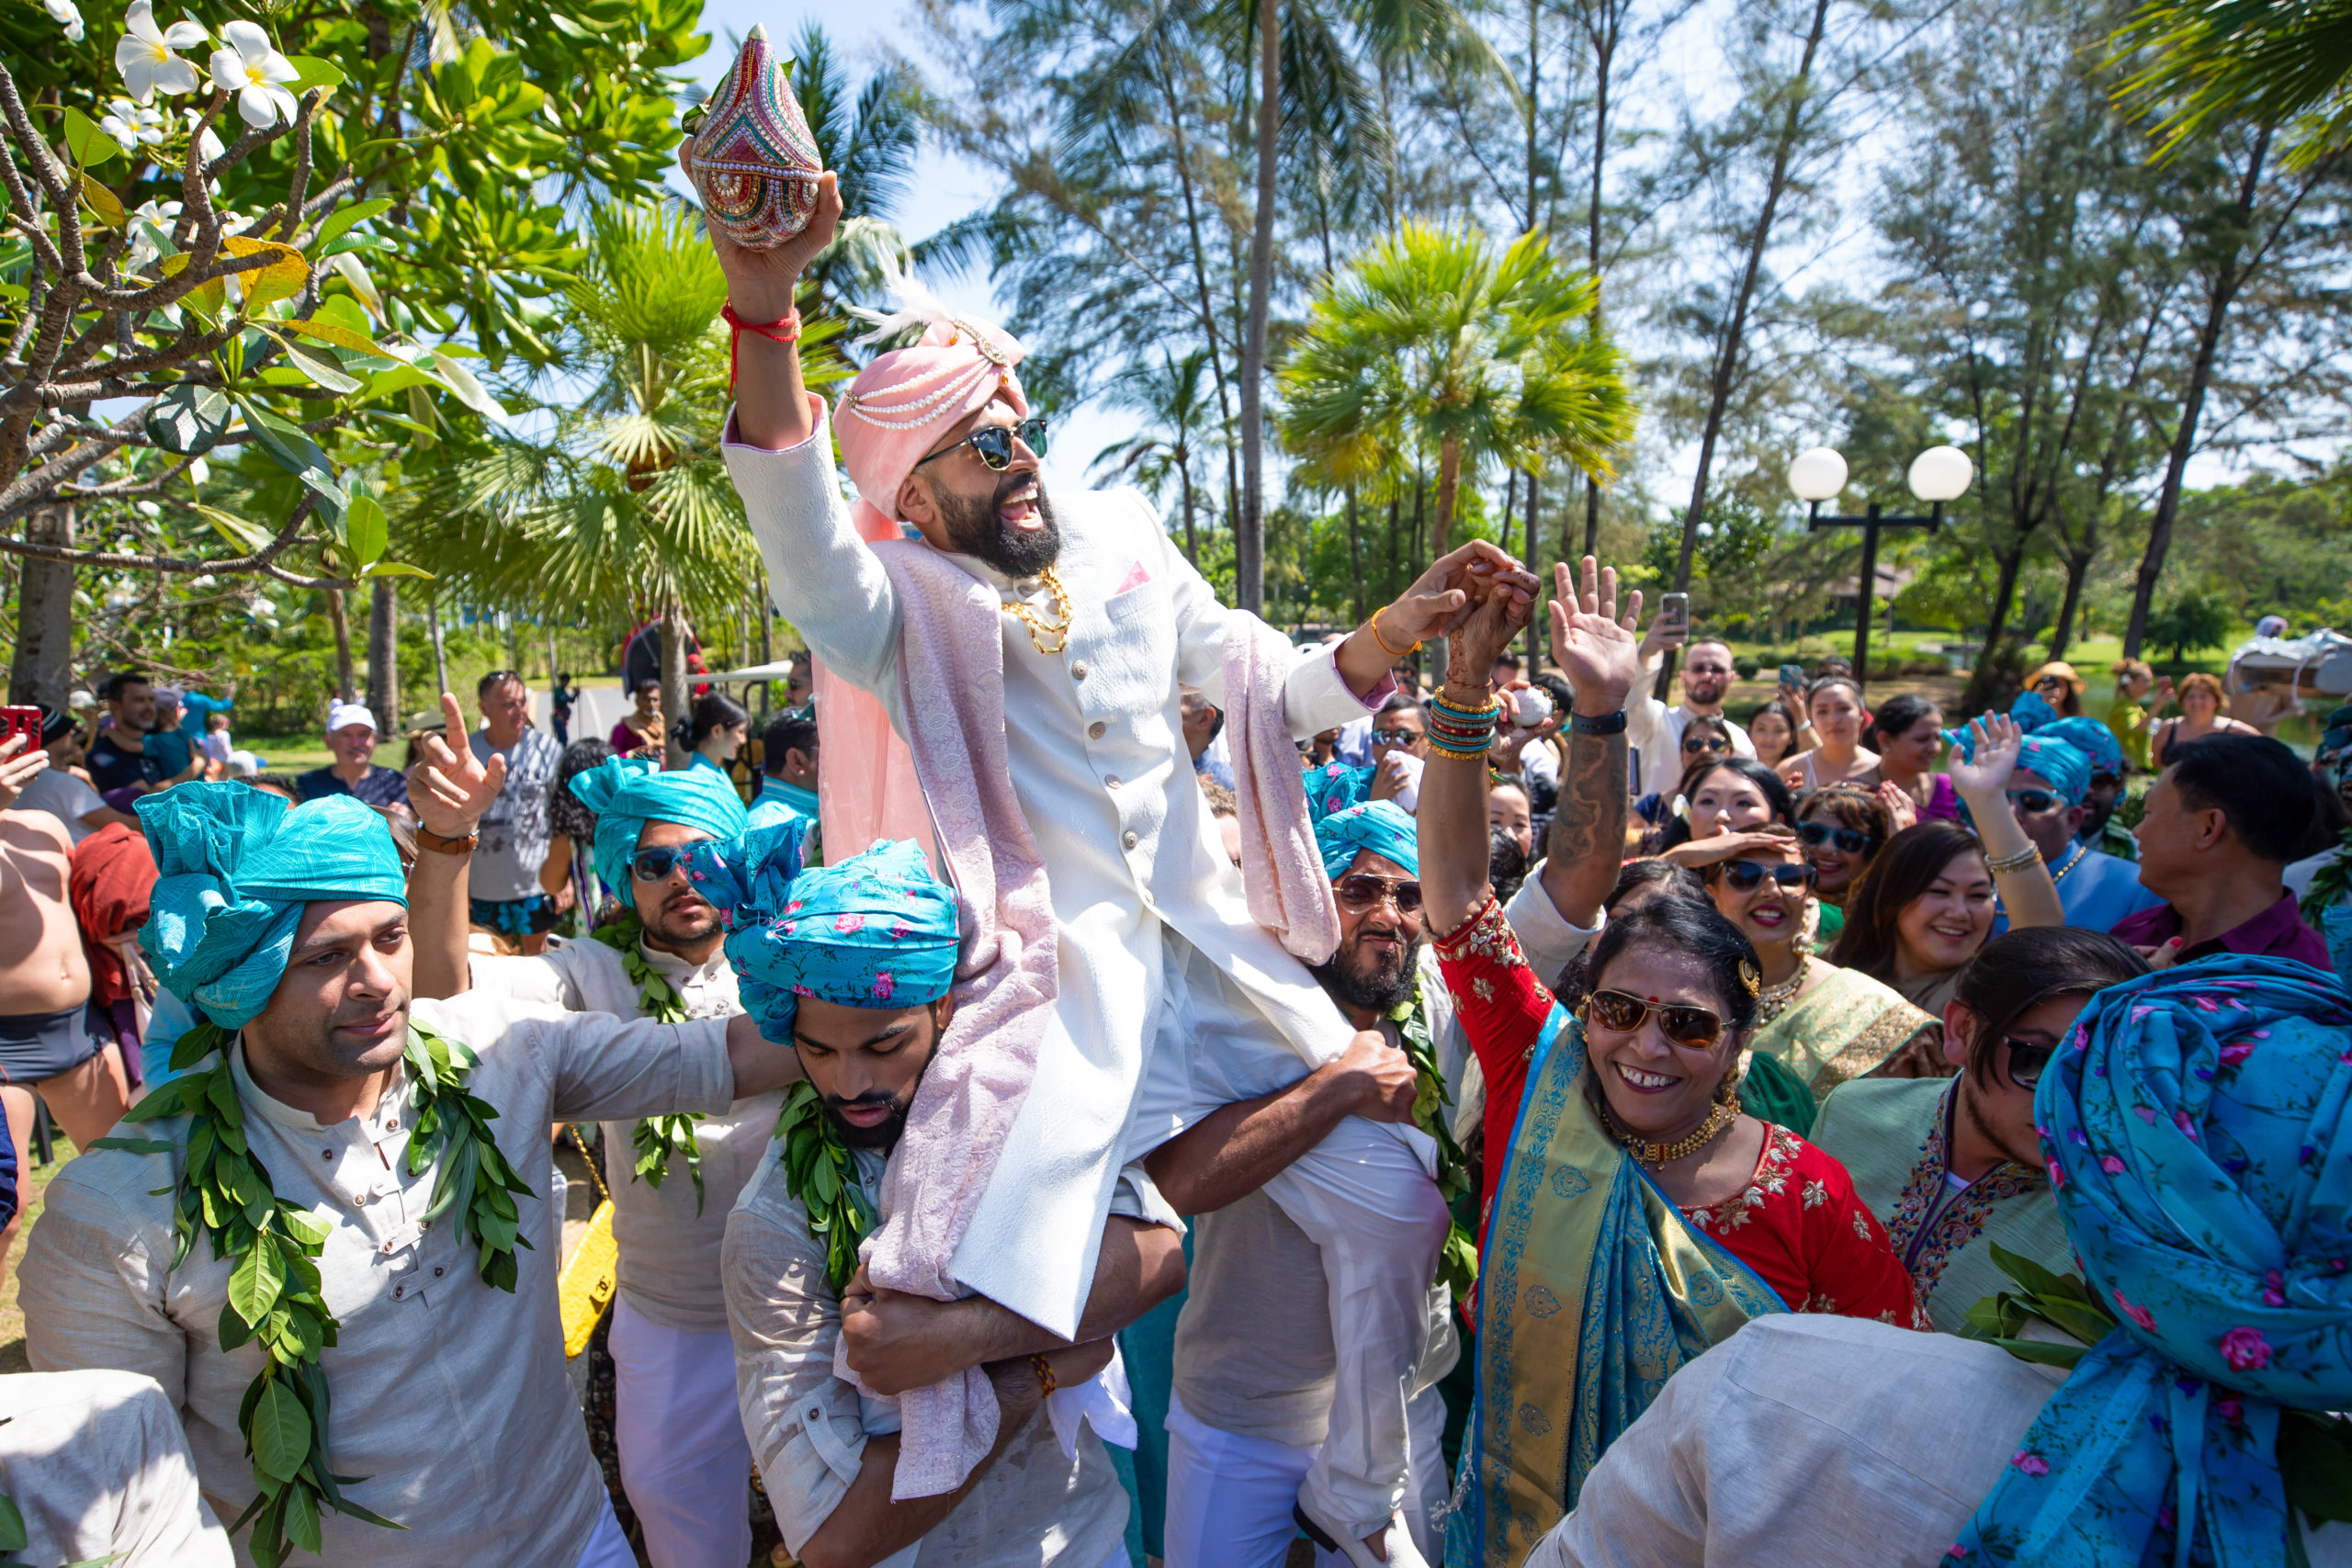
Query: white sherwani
xmin=726 ymin=402 xmax=1387 ymax=1336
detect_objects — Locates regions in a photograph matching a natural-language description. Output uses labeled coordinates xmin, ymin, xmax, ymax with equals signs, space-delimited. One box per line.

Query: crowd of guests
xmin=4 ymin=543 xmax=2352 ymax=1568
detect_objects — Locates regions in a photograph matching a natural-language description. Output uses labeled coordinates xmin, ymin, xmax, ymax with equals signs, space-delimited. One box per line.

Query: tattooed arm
xmin=1537 ymin=558 xmax=1645 ymax=931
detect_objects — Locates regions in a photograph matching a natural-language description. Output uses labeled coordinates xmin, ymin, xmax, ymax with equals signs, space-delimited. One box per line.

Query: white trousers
xmin=1133 ymin=934 xmax=1452 ymax=1542
xmin=609 ymin=1297 xmax=753 ymax=1568
xmin=575 ymin=1505 xmax=638 ymax=1568
xmin=1160 ymin=1387 xmax=1449 ymax=1568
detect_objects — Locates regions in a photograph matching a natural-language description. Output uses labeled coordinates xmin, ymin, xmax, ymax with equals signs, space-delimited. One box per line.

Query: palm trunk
xmin=1345 ymin=485 xmax=1365 ymax=626
xmin=367 ymin=578 xmax=398 ymax=727
xmin=1158 ymin=45 xmax=1243 ymax=538
xmin=1430 ymin=437 xmax=1464 ymax=672
xmin=427 ymin=594 xmax=450 ymax=697
xmin=1236 ymin=0 xmax=1280 ymax=615
xmin=1180 ymin=457 xmax=1201 ymax=565
xmin=1523 ymin=471 xmax=1543 ymax=663
xmin=661 ymin=598 xmax=690 ymax=770
xmin=326 ymin=588 xmax=357 ymax=703
xmin=1582 ymin=7 xmax=1616 ymax=561
xmin=7 ymin=504 xmax=74 ymax=707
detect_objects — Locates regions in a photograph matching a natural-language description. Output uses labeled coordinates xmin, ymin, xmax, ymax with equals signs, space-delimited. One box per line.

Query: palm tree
xmin=1090 ymin=349 xmax=1216 ymax=563
xmin=2113 ymin=0 xmax=2352 ymax=164
xmin=1281 ymin=222 xmax=1635 ymax=575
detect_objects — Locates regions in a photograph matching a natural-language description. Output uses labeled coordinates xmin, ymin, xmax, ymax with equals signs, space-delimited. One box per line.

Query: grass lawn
xmin=1 ymin=1136 xmax=71 ymax=1373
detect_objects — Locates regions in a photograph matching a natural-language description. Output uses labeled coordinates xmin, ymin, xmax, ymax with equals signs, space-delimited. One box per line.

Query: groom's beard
xmin=936 ymin=473 xmax=1063 ymax=579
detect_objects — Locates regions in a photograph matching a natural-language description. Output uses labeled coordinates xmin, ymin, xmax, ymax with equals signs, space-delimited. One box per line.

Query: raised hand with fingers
xmin=1548 ymin=556 xmax=1645 ymax=717
xmin=1947 ymin=713 xmax=2025 ymax=803
xmin=1443 ymin=558 xmax=1541 ymax=687
xmin=1376 ymin=540 xmax=1539 ymax=654
xmin=406 ymin=693 xmax=507 ymax=840
xmin=0 ymin=734 xmax=51 ymax=812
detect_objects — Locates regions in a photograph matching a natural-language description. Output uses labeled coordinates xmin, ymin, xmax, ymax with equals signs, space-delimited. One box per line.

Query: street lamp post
xmin=1786 ymin=445 xmax=1974 ymax=689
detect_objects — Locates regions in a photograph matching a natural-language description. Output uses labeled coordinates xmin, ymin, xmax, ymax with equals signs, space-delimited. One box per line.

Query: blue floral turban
xmin=567 ymin=756 xmax=748 ymax=887
xmin=2015 ymin=735 xmax=2094 ymax=807
xmin=1955 ymin=957 xmax=2352 ymax=1567
xmin=688 ymin=825 xmax=961 ymax=1043
xmin=137 ymin=784 xmax=406 ymax=1029
xmin=1316 ymin=800 xmax=1419 ymax=880
xmin=2044 ymin=716 xmax=2124 ymax=779
xmin=1306 ymin=760 xmax=1375 ymax=821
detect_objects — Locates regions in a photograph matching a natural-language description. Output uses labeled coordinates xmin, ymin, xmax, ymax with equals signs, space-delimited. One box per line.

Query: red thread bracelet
xmin=721 ymin=302 xmax=802 ymax=388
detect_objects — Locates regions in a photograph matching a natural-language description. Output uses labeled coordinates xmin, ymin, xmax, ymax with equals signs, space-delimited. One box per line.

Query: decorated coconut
xmin=683 ymin=24 xmax=824 ymax=249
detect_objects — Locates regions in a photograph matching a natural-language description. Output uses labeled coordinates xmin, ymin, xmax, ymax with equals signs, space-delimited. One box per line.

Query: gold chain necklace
xmin=1599 ymin=1097 xmax=1738 ymax=1165
xmin=1001 ymin=566 xmax=1073 ymax=656
xmin=1752 ymin=966 xmax=1805 ymax=1027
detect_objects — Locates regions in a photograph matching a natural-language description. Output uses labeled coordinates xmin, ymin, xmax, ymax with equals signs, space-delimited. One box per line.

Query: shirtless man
xmin=0 ymin=735 xmax=130 ymax=1289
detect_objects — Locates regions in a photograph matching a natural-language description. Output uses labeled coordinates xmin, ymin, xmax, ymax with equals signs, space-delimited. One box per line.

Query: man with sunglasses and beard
xmin=707 ymin=175 xmax=1502 ymax=1563
xmin=699 ymin=828 xmax=1185 ymax=1568
xmin=1987 ymin=733 xmax=2162 ymax=936
xmin=416 ymin=755 xmax=775 ymax=1568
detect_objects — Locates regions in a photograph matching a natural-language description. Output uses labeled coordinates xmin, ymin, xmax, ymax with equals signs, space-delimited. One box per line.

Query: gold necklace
xmin=1599 ymin=1096 xmax=1737 ymax=1165
xmin=1001 ymin=565 xmax=1073 ymax=656
xmin=1752 ymin=966 xmax=1805 ymax=1027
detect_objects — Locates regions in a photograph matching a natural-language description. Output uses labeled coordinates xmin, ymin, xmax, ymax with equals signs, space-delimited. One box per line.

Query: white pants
xmin=609 ymin=1297 xmax=753 ymax=1568
xmin=575 ymin=1504 xmax=638 ymax=1568
xmin=1161 ymin=1387 xmax=1449 ymax=1568
xmin=1134 ymin=935 xmax=1451 ymax=1542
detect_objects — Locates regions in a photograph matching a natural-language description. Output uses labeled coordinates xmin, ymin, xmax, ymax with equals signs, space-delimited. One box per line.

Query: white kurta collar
xmin=230 ymin=1033 xmax=415 ymax=1134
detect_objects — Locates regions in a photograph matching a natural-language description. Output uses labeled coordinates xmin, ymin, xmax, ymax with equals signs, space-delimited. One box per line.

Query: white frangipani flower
xmin=44 ymin=0 xmax=85 ymax=44
xmin=115 ymin=1 xmax=206 ymax=102
xmin=98 ymin=96 xmax=167 ymax=152
xmin=209 ymin=20 xmax=300 ymax=129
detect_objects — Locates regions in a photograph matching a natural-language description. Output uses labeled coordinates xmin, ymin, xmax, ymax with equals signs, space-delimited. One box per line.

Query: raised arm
xmin=1947 ymin=714 xmax=2066 ymax=931
xmin=1538 ymin=558 xmax=1644 ymax=931
xmin=403 ymin=693 xmax=507 ymax=1001
xmin=1420 ymin=564 xmax=1542 ymax=938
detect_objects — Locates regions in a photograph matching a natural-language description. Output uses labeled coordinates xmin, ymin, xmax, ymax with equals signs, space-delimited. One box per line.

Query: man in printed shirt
xmin=700 ymin=826 xmax=1185 ymax=1568
xmin=21 ymin=702 xmax=808 ymax=1568
xmin=424 ymin=755 xmax=774 ymax=1568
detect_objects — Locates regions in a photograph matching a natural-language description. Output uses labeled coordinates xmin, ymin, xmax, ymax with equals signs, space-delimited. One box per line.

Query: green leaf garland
xmin=1390 ymin=978 xmax=1479 ymax=1298
xmin=590 ymin=913 xmax=707 ymax=1213
xmin=86 ymin=1015 xmax=532 ymax=1567
xmin=775 ymin=1082 xmax=877 ymax=1292
xmin=2300 ymin=828 xmax=2352 ymax=928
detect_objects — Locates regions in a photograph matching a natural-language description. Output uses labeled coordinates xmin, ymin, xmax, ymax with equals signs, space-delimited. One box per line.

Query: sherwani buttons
xmin=1089 ymin=721 xmax=1106 ymax=739
xmin=1071 ymin=660 xmax=1089 ymax=681
xmin=1105 ymin=775 xmax=1121 ymax=789
xmin=1122 ymin=830 xmax=1139 ymax=851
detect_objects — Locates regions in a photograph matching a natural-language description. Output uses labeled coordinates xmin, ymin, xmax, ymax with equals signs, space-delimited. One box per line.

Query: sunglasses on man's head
xmin=1681 ymin=733 xmax=1731 ymax=754
xmin=1584 ymin=988 xmax=1725 ymax=1049
xmin=1335 ymin=873 xmax=1422 ymax=913
xmin=2007 ymin=788 xmax=2064 ymax=816
xmin=1797 ymin=820 xmax=1876 ymax=855
xmin=914 ymin=416 xmax=1050 ymax=472
xmin=630 ymin=846 xmax=693 ymax=883
xmin=1720 ymin=859 xmax=1816 ymax=893
xmin=2002 ymin=1034 xmax=2055 ymax=1090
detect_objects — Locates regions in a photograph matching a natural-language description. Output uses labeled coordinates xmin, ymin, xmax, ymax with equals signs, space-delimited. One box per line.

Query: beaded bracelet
xmin=1984 ymin=843 xmax=2043 ymax=875
xmin=1426 ymin=692 xmax=1501 ymax=760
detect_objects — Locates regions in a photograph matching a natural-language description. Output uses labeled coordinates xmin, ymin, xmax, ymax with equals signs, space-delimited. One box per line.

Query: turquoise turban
xmin=2015 ymin=735 xmax=2093 ymax=807
xmin=137 ymin=784 xmax=406 ymax=1029
xmin=1316 ymin=800 xmax=1419 ymax=880
xmin=2042 ymin=716 xmax=2123 ymax=779
xmin=1956 ymin=957 xmax=2352 ymax=1566
xmin=567 ymin=757 xmax=748 ymax=888
xmin=688 ymin=826 xmax=960 ymax=1043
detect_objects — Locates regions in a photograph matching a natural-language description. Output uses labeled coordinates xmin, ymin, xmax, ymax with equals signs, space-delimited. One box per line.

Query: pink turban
xmin=817 ymin=314 xmax=1030 ymax=869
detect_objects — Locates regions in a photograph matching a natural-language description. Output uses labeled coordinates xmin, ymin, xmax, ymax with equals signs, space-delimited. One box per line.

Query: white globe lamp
xmin=1787 ymin=446 xmax=1848 ymax=504
xmin=1907 ymin=445 xmax=1973 ymax=502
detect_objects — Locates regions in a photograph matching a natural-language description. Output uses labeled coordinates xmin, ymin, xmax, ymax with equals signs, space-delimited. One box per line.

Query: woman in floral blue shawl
xmin=1956 ymin=955 xmax=2352 ymax=1566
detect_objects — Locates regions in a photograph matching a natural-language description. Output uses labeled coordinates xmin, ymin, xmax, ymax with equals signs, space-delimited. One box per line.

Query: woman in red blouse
xmin=1426 ymin=557 xmax=1924 ymax=1562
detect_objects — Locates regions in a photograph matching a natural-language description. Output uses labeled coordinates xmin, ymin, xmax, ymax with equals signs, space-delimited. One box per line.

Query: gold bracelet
xmin=1368 ymin=612 xmax=1421 ymax=660
xmin=1984 ymin=843 xmax=2043 ymax=875
xmin=1029 ymin=1352 xmax=1058 ymax=1399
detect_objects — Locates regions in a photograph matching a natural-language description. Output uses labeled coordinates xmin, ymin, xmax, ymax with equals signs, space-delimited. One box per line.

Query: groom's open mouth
xmin=998 ymin=476 xmax=1044 ymax=531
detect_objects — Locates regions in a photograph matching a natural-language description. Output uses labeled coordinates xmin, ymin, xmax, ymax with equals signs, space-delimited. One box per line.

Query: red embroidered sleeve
xmin=1435 ymin=896 xmax=1558 ymax=1216
xmin=1789 ymin=1137 xmax=1931 ymax=1331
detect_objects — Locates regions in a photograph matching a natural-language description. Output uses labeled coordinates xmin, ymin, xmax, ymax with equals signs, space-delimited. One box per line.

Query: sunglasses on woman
xmin=914 ymin=416 xmax=1051 ymax=472
xmin=1797 ymin=820 xmax=1876 ymax=855
xmin=1335 ymin=873 xmax=1421 ymax=912
xmin=2002 ymin=1034 xmax=2055 ymax=1090
xmin=630 ymin=846 xmax=695 ymax=882
xmin=2006 ymin=787 xmax=2063 ymax=816
xmin=1681 ymin=733 xmax=1731 ymax=754
xmin=1720 ymin=860 xmax=1816 ymax=893
xmin=1584 ymin=988 xmax=1725 ymax=1049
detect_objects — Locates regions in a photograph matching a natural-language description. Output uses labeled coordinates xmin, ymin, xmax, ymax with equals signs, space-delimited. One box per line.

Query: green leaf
xmin=282 ymin=1476 xmax=323 ymax=1553
xmin=283 ymin=316 xmax=395 ymax=361
xmin=359 ymin=559 xmax=435 ymax=580
xmin=1988 ymin=1243 xmax=2074 ymax=1303
xmin=283 ymin=56 xmax=345 ymax=95
xmin=282 ymin=337 xmax=363 ymax=395
xmin=345 ymin=492 xmax=388 ymax=569
xmin=87 ymin=1135 xmax=176 ymax=1155
xmin=250 ymin=1379 xmax=313 ymax=1484
xmin=1981 ymin=1335 xmax=2091 ymax=1370
xmin=82 ymin=172 xmax=128 ymax=229
xmin=230 ymin=1230 xmax=286 ymax=1325
xmin=425 ymin=350 xmax=511 ymax=426
xmin=62 ymin=106 xmax=119 ymax=168
xmin=311 ymin=197 xmax=392 ymax=252
xmin=189 ymin=503 xmax=272 ymax=554
xmin=280 ymin=1207 xmax=333 ymax=1249
xmin=0 ymin=1492 xmax=26 ymax=1551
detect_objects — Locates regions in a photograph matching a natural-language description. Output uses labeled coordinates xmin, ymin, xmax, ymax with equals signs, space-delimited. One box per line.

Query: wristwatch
xmin=1570 ymin=709 xmax=1628 ymax=736
xmin=415 ymin=827 xmax=478 ymax=856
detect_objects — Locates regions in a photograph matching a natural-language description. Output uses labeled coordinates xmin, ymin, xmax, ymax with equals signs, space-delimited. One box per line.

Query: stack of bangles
xmin=1427 ymin=691 xmax=1502 ymax=761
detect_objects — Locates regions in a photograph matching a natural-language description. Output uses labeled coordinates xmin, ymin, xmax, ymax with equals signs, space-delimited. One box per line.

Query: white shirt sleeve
xmin=1503 ymin=875 xmax=1605 ymax=986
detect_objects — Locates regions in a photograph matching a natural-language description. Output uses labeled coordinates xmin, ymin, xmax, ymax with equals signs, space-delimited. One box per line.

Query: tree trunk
xmin=1180 ymin=458 xmax=1201 ymax=566
xmin=503 ymin=612 xmax=523 ymax=677
xmin=2051 ymin=552 xmax=2092 ymax=659
xmin=1524 ymin=0 xmax=1541 ymax=232
xmin=545 ymin=625 xmax=560 ymax=692
xmin=427 ymin=595 xmax=450 ymax=698
xmin=1236 ymin=0 xmax=1280 ymax=615
xmin=1582 ymin=9 xmax=1615 ymax=563
xmin=661 ymin=598 xmax=691 ymax=770
xmin=1661 ymin=0 xmax=1832 ymax=700
xmin=1157 ymin=43 xmax=1243 ymax=546
xmin=1431 ymin=437 xmax=1464 ymax=671
xmin=2124 ymin=130 xmax=2270 ymax=659
xmin=7 ymin=504 xmax=74 ymax=708
xmin=1962 ymin=546 xmax=2029 ymax=712
xmin=366 ymin=578 xmax=398 ymax=728
xmin=1524 ymin=471 xmax=1543 ymax=664
xmin=1345 ymin=485 xmax=1365 ymax=626
xmin=326 ymin=589 xmax=357 ymax=703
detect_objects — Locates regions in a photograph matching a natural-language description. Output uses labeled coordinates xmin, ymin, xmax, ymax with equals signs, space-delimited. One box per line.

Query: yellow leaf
xmin=283 ymin=317 xmax=395 ymax=360
xmin=221 ymin=235 xmax=310 ymax=310
xmin=81 ymin=172 xmax=126 ymax=230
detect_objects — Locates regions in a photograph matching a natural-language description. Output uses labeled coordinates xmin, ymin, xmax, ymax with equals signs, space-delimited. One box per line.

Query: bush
xmin=1735 ymin=659 xmax=1760 ymax=680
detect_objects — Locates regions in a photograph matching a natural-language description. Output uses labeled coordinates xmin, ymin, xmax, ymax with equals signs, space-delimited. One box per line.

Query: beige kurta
xmin=20 ymin=987 xmax=735 ymax=1568
xmin=474 ymin=938 xmax=784 ymax=1332
xmin=725 ymin=399 xmax=1385 ymax=1337
xmin=0 ymin=1369 xmax=233 ymax=1566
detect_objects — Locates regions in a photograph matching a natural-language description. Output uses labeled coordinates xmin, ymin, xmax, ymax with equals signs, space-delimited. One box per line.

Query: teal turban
xmin=2016 ymin=735 xmax=2093 ymax=807
xmin=688 ymin=827 xmax=961 ymax=1043
xmin=2042 ymin=716 xmax=2123 ymax=779
xmin=137 ymin=784 xmax=406 ymax=1029
xmin=1316 ymin=800 xmax=1419 ymax=880
xmin=567 ymin=757 xmax=748 ymax=888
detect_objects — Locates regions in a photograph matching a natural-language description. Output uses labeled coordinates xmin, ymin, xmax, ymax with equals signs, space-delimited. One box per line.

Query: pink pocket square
xmin=1113 ymin=558 xmax=1153 ymax=596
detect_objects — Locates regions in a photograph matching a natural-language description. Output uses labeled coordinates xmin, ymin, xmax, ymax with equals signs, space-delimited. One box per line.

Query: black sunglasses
xmin=1797 ymin=820 xmax=1876 ymax=855
xmin=2007 ymin=787 xmax=2064 ymax=816
xmin=1584 ymin=988 xmax=1725 ymax=1049
xmin=1681 ymin=733 xmax=1731 ymax=754
xmin=1371 ymin=727 xmax=1422 ymax=745
xmin=630 ymin=846 xmax=693 ymax=883
xmin=914 ymin=416 xmax=1050 ymax=472
xmin=2002 ymin=1034 xmax=2055 ymax=1090
xmin=1335 ymin=873 xmax=1422 ymax=913
xmin=1721 ymin=859 xmax=1816 ymax=893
